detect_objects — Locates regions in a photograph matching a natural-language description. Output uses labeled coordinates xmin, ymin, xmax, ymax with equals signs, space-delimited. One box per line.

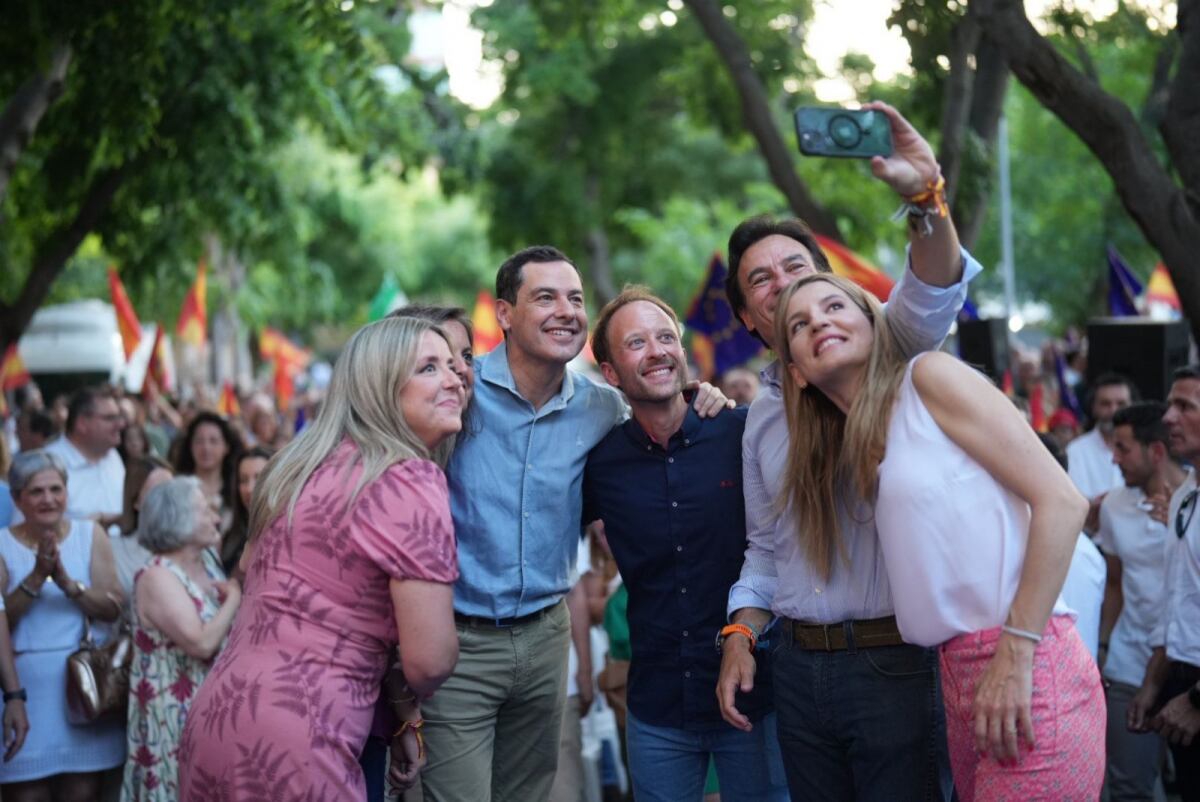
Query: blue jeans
xmin=360 ymin=735 xmax=387 ymax=802
xmin=771 ymin=638 xmax=953 ymax=802
xmin=626 ymin=710 xmax=790 ymax=802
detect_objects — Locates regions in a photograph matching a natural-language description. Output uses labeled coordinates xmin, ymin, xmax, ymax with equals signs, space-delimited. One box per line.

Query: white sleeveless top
xmin=875 ymin=356 xmax=1071 ymax=647
xmin=0 ymin=519 xmax=93 ymax=653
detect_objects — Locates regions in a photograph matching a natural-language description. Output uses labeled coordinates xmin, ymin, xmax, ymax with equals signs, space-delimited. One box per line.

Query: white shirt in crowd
xmin=1155 ymin=470 xmax=1200 ymax=667
xmin=1060 ymin=533 xmax=1106 ymax=660
xmin=45 ymin=435 xmax=125 ymax=522
xmin=1096 ymin=484 xmax=1169 ymax=686
xmin=1066 ymin=428 xmax=1123 ymax=500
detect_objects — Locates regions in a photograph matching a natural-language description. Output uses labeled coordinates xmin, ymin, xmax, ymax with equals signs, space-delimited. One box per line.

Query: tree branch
xmin=681 ymin=0 xmax=842 ymax=240
xmin=938 ymin=9 xmax=981 ymax=206
xmin=0 ymin=43 xmax=73 ymax=203
xmin=0 ymin=161 xmax=134 ymax=351
xmin=1161 ymin=0 xmax=1200 ymax=213
xmin=976 ymin=0 xmax=1200 ymax=342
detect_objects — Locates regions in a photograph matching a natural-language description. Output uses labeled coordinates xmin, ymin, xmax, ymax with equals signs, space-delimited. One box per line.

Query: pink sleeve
xmin=350 ymin=459 xmax=458 ymax=584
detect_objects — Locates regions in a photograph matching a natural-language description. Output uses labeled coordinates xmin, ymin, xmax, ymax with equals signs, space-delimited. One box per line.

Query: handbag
xmin=66 ymin=618 xmax=133 ymax=725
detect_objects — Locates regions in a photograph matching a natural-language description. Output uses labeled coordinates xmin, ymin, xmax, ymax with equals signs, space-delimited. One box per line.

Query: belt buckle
xmin=493 ymin=617 xmax=513 ymax=628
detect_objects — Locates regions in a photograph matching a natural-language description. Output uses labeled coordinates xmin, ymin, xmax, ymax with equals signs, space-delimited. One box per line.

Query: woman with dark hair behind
xmin=172 ymin=412 xmax=242 ymax=531
xmin=220 ymin=446 xmax=273 ymax=576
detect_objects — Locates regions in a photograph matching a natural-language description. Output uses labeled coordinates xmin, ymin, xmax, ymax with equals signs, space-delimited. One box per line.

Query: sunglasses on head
xmin=1176 ymin=488 xmax=1198 ymax=540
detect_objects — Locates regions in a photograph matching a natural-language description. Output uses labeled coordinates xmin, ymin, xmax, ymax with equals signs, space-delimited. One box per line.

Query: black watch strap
xmin=3 ymin=688 xmax=26 ymax=703
xmin=1188 ymin=684 xmax=1200 ymax=711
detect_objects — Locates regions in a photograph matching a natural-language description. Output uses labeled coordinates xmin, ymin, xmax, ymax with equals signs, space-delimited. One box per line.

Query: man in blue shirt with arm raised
xmin=583 ymin=285 xmax=788 ymax=802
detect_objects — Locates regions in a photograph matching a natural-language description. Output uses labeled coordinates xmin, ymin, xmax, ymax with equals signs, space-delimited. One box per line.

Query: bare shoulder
xmin=911 ymin=351 xmax=994 ymax=409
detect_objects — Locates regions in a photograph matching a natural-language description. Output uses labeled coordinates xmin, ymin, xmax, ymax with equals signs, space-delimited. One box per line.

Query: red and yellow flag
xmin=144 ymin=324 xmax=172 ymax=395
xmin=1147 ymin=262 xmax=1181 ymax=311
xmin=1 ymin=345 xmax=31 ymax=392
xmin=813 ymin=235 xmax=895 ymax=303
xmin=176 ymin=259 xmax=208 ymax=348
xmin=217 ymin=381 xmax=240 ymax=418
xmin=260 ymin=327 xmax=312 ymax=411
xmin=471 ymin=290 xmax=503 ymax=355
xmin=107 ymin=266 xmax=142 ymax=359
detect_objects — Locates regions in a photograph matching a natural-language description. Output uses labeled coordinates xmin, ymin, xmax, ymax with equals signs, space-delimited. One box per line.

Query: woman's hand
xmin=213 ymin=579 xmax=241 ymax=607
xmin=3 ymin=699 xmax=28 ymax=762
xmin=388 ymin=722 xmax=427 ymax=792
xmin=32 ymin=537 xmax=58 ymax=584
xmin=972 ymin=634 xmax=1037 ymax=764
xmin=861 ymin=100 xmax=940 ymax=196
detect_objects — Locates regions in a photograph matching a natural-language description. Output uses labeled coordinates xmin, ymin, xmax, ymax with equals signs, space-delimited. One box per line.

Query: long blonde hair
xmin=773 ymin=273 xmax=907 ymax=580
xmin=247 ymin=316 xmax=453 ymax=544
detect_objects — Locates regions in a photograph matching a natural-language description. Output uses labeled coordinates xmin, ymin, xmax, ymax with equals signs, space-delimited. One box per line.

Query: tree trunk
xmin=0 ymin=161 xmax=132 ymax=352
xmin=975 ymin=0 xmax=1200 ymax=344
xmin=954 ymin=38 xmax=1009 ymax=250
xmin=681 ymin=0 xmax=842 ymax=240
xmin=0 ymin=44 xmax=73 ymax=203
xmin=938 ymin=10 xmax=981 ymax=207
xmin=584 ymin=174 xmax=617 ymax=307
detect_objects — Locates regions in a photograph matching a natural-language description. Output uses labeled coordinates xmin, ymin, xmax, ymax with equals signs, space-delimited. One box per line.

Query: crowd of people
xmin=0 ymin=101 xmax=1195 ymax=802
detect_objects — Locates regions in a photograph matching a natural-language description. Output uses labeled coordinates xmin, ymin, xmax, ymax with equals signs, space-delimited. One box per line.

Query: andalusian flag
xmin=176 ymin=259 xmax=208 ymax=347
xmin=107 ymin=267 xmax=142 ymax=359
xmin=1147 ymin=263 xmax=1181 ymax=311
xmin=813 ymin=235 xmax=895 ymax=302
xmin=471 ymin=290 xmax=503 ymax=355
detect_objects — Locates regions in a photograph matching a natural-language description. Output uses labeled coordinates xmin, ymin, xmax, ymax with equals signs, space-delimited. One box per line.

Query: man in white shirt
xmin=1097 ymin=402 xmax=1178 ymax=801
xmin=1067 ymin=373 xmax=1135 ymax=527
xmin=1130 ymin=368 xmax=1200 ymax=801
xmin=44 ymin=387 xmax=126 ymax=528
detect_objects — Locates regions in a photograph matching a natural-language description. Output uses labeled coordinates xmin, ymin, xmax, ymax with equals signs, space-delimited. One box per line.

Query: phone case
xmin=794 ymin=107 xmax=893 ymax=159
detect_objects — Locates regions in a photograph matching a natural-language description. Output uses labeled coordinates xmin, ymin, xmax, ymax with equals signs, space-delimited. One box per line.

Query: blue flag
xmin=684 ymin=255 xmax=763 ymax=377
xmin=1053 ymin=350 xmax=1083 ymax=419
xmin=1107 ymin=246 xmax=1143 ymax=317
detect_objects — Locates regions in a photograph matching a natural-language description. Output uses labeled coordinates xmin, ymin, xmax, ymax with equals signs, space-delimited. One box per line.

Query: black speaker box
xmin=1086 ymin=318 xmax=1191 ymax=402
xmin=957 ymin=319 xmax=1010 ymax=383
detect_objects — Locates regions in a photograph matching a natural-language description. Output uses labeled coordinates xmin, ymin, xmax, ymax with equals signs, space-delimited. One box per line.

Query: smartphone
xmin=794 ymin=107 xmax=893 ymax=159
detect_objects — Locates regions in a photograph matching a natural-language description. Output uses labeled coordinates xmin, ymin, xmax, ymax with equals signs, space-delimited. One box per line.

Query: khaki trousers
xmin=421 ymin=601 xmax=570 ymax=802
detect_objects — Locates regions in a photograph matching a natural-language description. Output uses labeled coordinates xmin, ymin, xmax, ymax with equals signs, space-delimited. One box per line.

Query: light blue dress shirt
xmin=448 ymin=340 xmax=626 ymax=619
xmin=728 ymin=248 xmax=983 ymax=623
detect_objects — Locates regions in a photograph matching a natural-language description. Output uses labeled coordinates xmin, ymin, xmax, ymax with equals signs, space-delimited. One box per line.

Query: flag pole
xmin=998 ymin=114 xmax=1018 ymax=332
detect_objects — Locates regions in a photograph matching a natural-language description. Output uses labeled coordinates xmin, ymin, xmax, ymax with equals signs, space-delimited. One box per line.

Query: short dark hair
xmin=66 ymin=386 xmax=115 ymax=434
xmin=1088 ymin=372 xmax=1138 ymax=403
xmin=591 ymin=285 xmax=681 ymax=367
xmin=725 ymin=215 xmax=833 ymax=320
xmin=495 ymin=246 xmax=579 ymax=305
xmin=1112 ymin=401 xmax=1169 ymax=448
xmin=21 ymin=408 xmax=54 ymax=439
xmin=388 ymin=304 xmax=473 ymax=345
xmin=1173 ymin=364 xmax=1200 ymax=382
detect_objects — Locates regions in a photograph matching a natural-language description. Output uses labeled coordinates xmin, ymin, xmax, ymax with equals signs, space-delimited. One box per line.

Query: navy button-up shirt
xmin=583 ymin=405 xmax=772 ymax=730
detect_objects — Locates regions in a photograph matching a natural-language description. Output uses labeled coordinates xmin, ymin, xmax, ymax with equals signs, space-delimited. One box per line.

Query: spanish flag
xmin=813 ymin=235 xmax=895 ymax=302
xmin=176 ymin=259 xmax=208 ymax=348
xmin=1146 ymin=263 xmax=1181 ymax=311
xmin=217 ymin=381 xmax=240 ymax=418
xmin=144 ymin=324 xmax=173 ymax=395
xmin=107 ymin=267 xmax=142 ymax=359
xmin=260 ymin=327 xmax=311 ymax=411
xmin=1 ymin=345 xmax=31 ymax=392
xmin=471 ymin=290 xmax=503 ymax=356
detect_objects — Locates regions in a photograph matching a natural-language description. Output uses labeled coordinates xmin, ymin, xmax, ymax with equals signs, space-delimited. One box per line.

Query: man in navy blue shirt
xmin=583 ymin=286 xmax=788 ymax=802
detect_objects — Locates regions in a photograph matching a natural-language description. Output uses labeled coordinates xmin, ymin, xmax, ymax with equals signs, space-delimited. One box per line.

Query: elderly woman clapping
xmin=120 ymin=476 xmax=240 ymax=802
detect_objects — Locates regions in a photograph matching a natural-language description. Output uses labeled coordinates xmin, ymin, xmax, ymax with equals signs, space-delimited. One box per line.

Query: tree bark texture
xmin=0 ymin=162 xmax=131 ymax=352
xmin=682 ymin=0 xmax=843 ymax=240
xmin=975 ymin=0 xmax=1200 ymax=344
xmin=0 ymin=44 xmax=73 ymax=204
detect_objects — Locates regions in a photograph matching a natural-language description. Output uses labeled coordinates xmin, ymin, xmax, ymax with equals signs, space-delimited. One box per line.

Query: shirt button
xmin=682 ymin=630 xmax=689 ymax=637
xmin=684 ymin=439 xmax=690 ymax=445
xmin=684 ymin=671 xmax=691 ymax=678
xmin=527 ymin=463 xmax=533 ymax=470
xmin=668 ymin=457 xmax=674 ymax=464
xmin=680 ymin=587 xmax=687 ymax=594
xmin=671 ymin=501 xmax=678 ymax=508
xmin=523 ymin=512 xmax=530 ymax=518
xmin=814 ymin=587 xmax=822 ymax=594
xmin=676 ymin=545 xmax=683 ymax=552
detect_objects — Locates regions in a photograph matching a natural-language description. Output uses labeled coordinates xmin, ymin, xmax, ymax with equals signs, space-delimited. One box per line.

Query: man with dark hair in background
xmin=1067 ymin=373 xmax=1136 ymax=517
xmin=1098 ymin=401 xmax=1178 ymax=801
xmin=1130 ymin=367 xmax=1200 ymax=801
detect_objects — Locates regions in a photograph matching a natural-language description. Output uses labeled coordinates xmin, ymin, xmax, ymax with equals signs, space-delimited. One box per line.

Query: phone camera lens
xmin=828 ymin=114 xmax=862 ymax=149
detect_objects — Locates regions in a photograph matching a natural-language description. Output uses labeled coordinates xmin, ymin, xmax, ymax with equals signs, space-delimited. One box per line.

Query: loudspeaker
xmin=957 ymin=319 xmax=1010 ymax=383
xmin=1086 ymin=318 xmax=1192 ymax=402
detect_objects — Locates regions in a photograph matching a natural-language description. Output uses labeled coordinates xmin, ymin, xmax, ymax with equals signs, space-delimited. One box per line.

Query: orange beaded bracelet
xmin=718 ymin=623 xmax=758 ymax=652
xmin=393 ymin=718 xmax=426 ymax=761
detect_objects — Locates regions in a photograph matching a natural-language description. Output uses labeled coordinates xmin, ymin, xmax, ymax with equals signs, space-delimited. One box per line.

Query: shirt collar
xmin=622 ymin=404 xmax=702 ymax=452
xmin=479 ymin=339 xmax=577 ymax=409
xmin=760 ymin=358 xmax=782 ymax=390
xmin=56 ymin=436 xmax=94 ymax=468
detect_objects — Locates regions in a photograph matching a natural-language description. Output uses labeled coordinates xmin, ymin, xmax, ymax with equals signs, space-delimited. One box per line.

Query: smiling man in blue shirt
xmin=583 ymin=286 xmax=788 ymax=802
xmin=420 ymin=247 xmax=731 ymax=802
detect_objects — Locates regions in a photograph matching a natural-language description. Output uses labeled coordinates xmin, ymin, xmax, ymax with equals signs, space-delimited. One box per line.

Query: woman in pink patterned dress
xmin=122 ymin=475 xmax=241 ymax=801
xmin=179 ymin=317 xmax=464 ymax=801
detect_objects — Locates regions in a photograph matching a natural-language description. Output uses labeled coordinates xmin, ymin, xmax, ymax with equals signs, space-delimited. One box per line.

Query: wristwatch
xmin=1188 ymin=684 xmax=1200 ymax=711
xmin=3 ymin=689 xmax=26 ymax=704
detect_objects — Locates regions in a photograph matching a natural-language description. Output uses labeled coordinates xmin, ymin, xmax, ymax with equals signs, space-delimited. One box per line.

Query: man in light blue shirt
xmin=420 ymin=246 xmax=728 ymax=802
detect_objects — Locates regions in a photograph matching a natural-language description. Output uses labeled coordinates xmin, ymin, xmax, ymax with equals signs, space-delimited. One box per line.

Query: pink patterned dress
xmin=178 ymin=448 xmax=458 ymax=801
xmin=121 ymin=554 xmax=225 ymax=801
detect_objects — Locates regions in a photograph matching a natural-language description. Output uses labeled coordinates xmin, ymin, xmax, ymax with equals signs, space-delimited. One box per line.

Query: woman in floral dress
xmin=121 ymin=476 xmax=241 ymax=801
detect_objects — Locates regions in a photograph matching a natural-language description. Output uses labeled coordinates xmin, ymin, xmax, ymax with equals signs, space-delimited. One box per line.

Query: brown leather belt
xmin=785 ymin=615 xmax=905 ymax=651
